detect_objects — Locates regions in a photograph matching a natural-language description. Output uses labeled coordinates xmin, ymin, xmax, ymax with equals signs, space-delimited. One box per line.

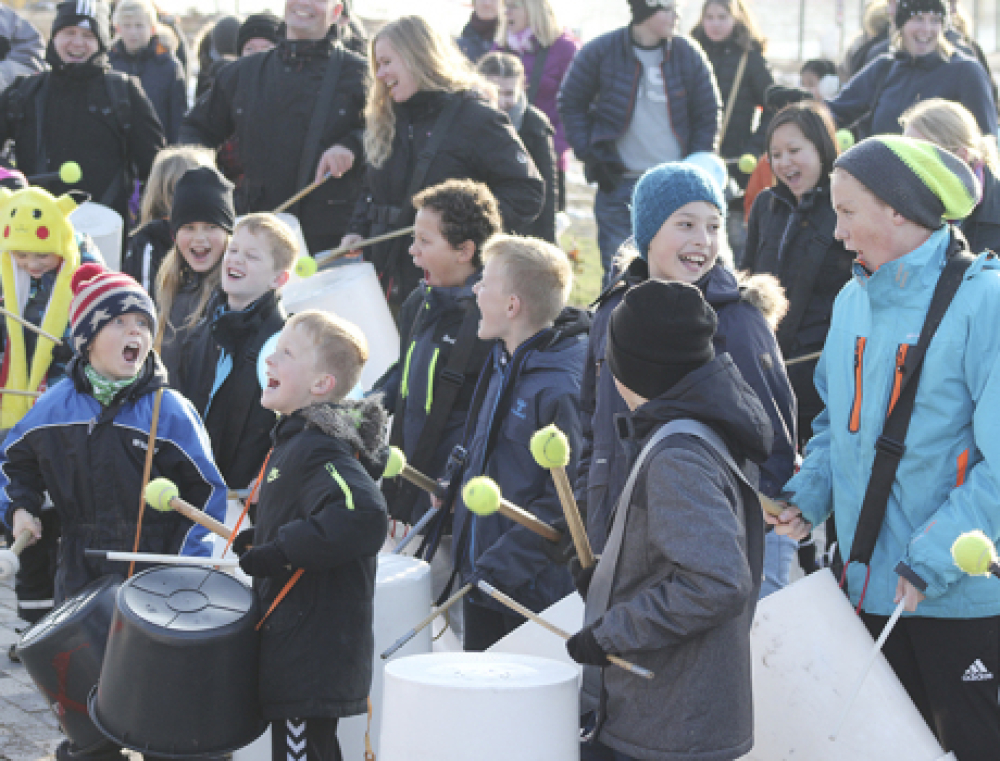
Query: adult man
xmin=181 ymin=0 xmax=368 ymax=256
xmin=0 ymin=6 xmax=45 ymax=93
xmin=771 ymin=135 xmax=1000 ymax=761
xmin=558 ymin=0 xmax=719 ymax=285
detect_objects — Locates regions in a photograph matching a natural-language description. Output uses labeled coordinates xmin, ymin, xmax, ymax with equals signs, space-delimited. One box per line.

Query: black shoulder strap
xmin=526 ymin=45 xmax=550 ymax=105
xmin=849 ymin=236 xmax=976 ymax=565
xmin=98 ymin=72 xmax=135 ymax=207
xmin=404 ymin=95 xmax=465 ymax=204
xmin=294 ymin=46 xmax=344 ymax=203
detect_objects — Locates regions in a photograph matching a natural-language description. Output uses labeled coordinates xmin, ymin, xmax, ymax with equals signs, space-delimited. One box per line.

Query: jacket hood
xmin=211 ymin=288 xmax=285 ymax=354
xmin=736 ymin=272 xmax=788 ymax=331
xmin=300 ymin=397 xmax=389 ymax=475
xmin=521 ymin=305 xmax=590 ymax=366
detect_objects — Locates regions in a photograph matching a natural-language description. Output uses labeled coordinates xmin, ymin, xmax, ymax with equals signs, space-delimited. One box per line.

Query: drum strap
xmin=128 ymin=388 xmax=164 ymax=578
xmin=221 ymin=449 xmax=273 ymax=558
xmin=364 ymin=697 xmax=375 ymax=761
xmin=256 ymin=569 xmax=304 ymax=631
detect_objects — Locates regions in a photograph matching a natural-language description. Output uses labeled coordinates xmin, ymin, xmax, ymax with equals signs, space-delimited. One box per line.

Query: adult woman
xmin=342 ymin=16 xmax=543 ymax=312
xmin=497 ymin=0 xmax=578 ymax=210
xmin=826 ymin=0 xmax=996 ymax=139
xmin=457 ymin=0 xmax=500 ymax=63
xmin=901 ymin=98 xmax=1000 ymax=254
xmin=690 ymin=0 xmax=772 ymax=188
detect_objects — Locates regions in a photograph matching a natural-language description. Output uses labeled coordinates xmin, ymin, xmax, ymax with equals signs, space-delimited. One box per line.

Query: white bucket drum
xmin=740 ymin=568 xmax=951 ymax=760
xmin=279 ymin=262 xmax=399 ymax=392
xmin=70 ymin=202 xmax=123 ymax=270
xmin=489 ymin=592 xmax=583 ymax=672
xmin=379 ymin=653 xmax=579 ymax=761
xmin=273 ymin=213 xmax=309 ymax=261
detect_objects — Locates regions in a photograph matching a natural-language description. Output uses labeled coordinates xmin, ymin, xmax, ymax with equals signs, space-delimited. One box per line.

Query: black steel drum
xmin=88 ymin=565 xmax=265 ymax=757
xmin=17 ymin=575 xmax=121 ymax=753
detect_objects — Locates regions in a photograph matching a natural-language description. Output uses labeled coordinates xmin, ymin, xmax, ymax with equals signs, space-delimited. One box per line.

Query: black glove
xmin=0 ymin=37 xmax=10 ymax=62
xmin=542 ymin=518 xmax=576 ymax=565
xmin=566 ymin=624 xmax=610 ymax=667
xmin=238 ymin=541 xmax=291 ymax=578
xmin=584 ymin=156 xmax=624 ymax=193
xmin=232 ymin=528 xmax=255 ymax=558
xmin=569 ymin=556 xmax=595 ymax=599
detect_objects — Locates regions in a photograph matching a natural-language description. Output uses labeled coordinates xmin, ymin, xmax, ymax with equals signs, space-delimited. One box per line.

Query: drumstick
xmin=144 ymin=479 xmax=233 ymax=541
xmin=785 ymin=350 xmax=823 ymax=367
xmin=381 ymin=583 xmax=473 ymax=660
xmin=0 ymin=530 xmax=37 ymax=579
xmin=830 ymin=598 xmax=906 ymax=740
xmin=463 ymin=476 xmax=563 ymax=543
xmin=0 ymin=388 xmax=41 ymax=398
xmin=382 ymin=446 xmax=445 ymax=500
xmin=0 ymin=306 xmax=63 ymax=345
xmin=314 ymin=226 xmax=416 ymax=268
xmin=476 ymin=580 xmax=654 ymax=680
xmin=84 ymin=550 xmax=240 ymax=567
xmin=274 ymin=174 xmax=331 ymax=214
xmin=227 ymin=488 xmax=251 ymax=501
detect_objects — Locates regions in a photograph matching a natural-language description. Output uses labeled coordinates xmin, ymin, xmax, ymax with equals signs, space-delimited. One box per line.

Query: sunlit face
xmin=223 ymin=228 xmax=288 ymax=310
xmin=11 ymin=252 xmax=62 ymax=279
xmin=646 ymin=201 xmax=721 ymax=283
xmin=261 ymin=323 xmax=332 ymax=415
xmin=900 ymin=12 xmax=943 ymax=57
xmin=636 ymin=5 xmax=678 ymax=42
xmin=487 ymin=75 xmax=523 ymax=114
xmin=89 ymin=313 xmax=152 ymax=381
xmin=117 ymin=14 xmax=154 ymax=54
xmin=473 ymin=257 xmax=516 ymax=342
xmin=410 ymin=208 xmax=475 ymax=288
xmin=702 ymin=3 xmax=735 ymax=43
xmin=53 ymin=26 xmax=100 ymax=64
xmin=284 ymin=0 xmax=341 ymax=40
xmin=475 ymin=0 xmax=500 ymax=21
xmin=241 ymin=37 xmax=276 ymax=56
xmin=769 ymin=122 xmax=824 ymax=202
xmin=831 ymin=169 xmax=900 ymax=270
xmin=374 ymin=37 xmax=418 ymax=103
xmin=175 ymin=222 xmax=228 ymax=274
xmin=505 ymin=0 xmax=529 ymax=34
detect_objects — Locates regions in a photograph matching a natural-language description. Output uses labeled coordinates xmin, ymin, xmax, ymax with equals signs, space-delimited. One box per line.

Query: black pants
xmin=14 ymin=509 xmax=60 ymax=623
xmin=271 ymin=718 xmax=341 ymax=761
xmin=462 ymin=596 xmax=525 ymax=651
xmin=861 ymin=612 xmax=1000 ymax=761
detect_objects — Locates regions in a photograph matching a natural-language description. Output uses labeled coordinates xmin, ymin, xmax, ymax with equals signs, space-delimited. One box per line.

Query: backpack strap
xmin=526 ymin=45 xmax=550 ymax=105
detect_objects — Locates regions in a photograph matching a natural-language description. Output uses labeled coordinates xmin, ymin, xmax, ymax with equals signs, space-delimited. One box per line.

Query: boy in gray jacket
xmin=567 ymin=280 xmax=771 ymax=761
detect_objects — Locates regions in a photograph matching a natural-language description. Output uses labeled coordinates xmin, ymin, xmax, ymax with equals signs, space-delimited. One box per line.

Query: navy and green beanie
xmin=631 ymin=162 xmax=726 ymax=258
xmin=833 ymin=135 xmax=980 ymax=228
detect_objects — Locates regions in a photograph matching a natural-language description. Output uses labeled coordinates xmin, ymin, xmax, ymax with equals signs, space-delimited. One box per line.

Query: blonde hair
xmin=287 ymin=311 xmax=368 ymax=402
xmin=498 ymin=0 xmax=561 ymax=47
xmin=234 ymin=213 xmax=300 ymax=273
xmin=862 ymin=0 xmax=891 ymax=38
xmin=483 ymin=234 xmax=572 ymax=327
xmin=113 ymin=0 xmax=157 ymax=26
xmin=900 ymin=98 xmax=1000 ymax=173
xmin=140 ymin=145 xmax=214 ymax=227
xmin=154 ymin=245 xmax=225 ymax=347
xmin=365 ymin=16 xmax=482 ymax=169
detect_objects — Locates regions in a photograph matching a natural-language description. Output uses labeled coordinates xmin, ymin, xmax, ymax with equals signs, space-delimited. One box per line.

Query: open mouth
xmin=123 ymin=340 xmax=141 ymax=364
xmin=188 ymin=246 xmax=213 ymax=264
xmin=226 ymin=266 xmax=245 ymax=280
xmin=679 ymin=253 xmax=707 ymax=268
xmin=266 ymin=376 xmax=280 ymax=390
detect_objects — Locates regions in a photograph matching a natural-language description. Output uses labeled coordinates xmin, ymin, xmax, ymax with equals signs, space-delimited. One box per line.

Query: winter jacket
xmin=576 ymin=260 xmax=794 ymax=555
xmin=109 ymin=36 xmax=187 ymax=143
xmin=786 ymin=226 xmax=1000 ymax=619
xmin=499 ymin=31 xmax=579 ymax=169
xmin=590 ymin=354 xmax=769 ymax=761
xmin=960 ymin=165 xmax=1000 ymax=256
xmin=453 ymin=308 xmax=589 ymax=614
xmin=253 ymin=400 xmax=388 ymax=720
xmin=347 ymin=90 xmax=544 ymax=309
xmin=0 ymin=49 xmax=166 ymax=224
xmin=558 ymin=27 xmax=720 ymax=184
xmin=122 ymin=219 xmax=172 ymax=293
xmin=826 ymin=49 xmax=997 ymax=138
xmin=0 ymin=353 xmax=227 ymax=602
xmin=843 ymin=27 xmax=889 ymax=80
xmin=181 ymin=38 xmax=369 ymax=254
xmin=0 ymin=7 xmax=44 ymax=93
xmin=456 ymin=15 xmax=496 ymax=63
xmin=516 ymin=103 xmax=557 ymax=243
xmin=743 ymin=181 xmax=854 ymax=440
xmin=157 ymin=261 xmax=216 ymax=386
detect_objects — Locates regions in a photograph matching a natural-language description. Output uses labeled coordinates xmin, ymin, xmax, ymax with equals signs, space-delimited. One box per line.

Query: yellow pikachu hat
xmin=0 ymin=187 xmax=81 ymax=427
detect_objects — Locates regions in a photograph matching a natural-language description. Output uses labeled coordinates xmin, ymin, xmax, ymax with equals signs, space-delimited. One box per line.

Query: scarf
xmin=507 ymin=27 xmax=535 ymax=55
xmin=84 ymin=363 xmax=139 ymax=407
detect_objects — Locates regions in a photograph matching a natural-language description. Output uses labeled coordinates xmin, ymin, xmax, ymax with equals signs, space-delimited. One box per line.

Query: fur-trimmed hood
xmin=299 ymin=396 xmax=389 ymax=476
xmin=737 ymin=271 xmax=788 ymax=331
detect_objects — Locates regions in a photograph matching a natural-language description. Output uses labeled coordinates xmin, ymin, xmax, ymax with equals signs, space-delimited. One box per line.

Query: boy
xmin=568 ymin=280 xmax=769 ymax=761
xmin=233 ymin=310 xmax=388 ymax=761
xmin=109 ymin=0 xmax=187 ymax=143
xmin=453 ymin=234 xmax=588 ymax=651
xmin=181 ymin=213 xmax=296 ymax=490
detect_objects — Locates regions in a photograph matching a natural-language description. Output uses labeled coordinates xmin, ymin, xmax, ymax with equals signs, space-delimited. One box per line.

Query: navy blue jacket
xmin=453 ymin=308 xmax=589 ymax=614
xmin=557 ymin=28 xmax=720 ymax=167
xmin=109 ymin=36 xmax=187 ymax=143
xmin=576 ymin=261 xmax=795 ymax=555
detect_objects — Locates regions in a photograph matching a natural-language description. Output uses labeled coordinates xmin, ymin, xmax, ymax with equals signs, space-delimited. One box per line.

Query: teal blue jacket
xmin=786 ymin=225 xmax=1000 ymax=618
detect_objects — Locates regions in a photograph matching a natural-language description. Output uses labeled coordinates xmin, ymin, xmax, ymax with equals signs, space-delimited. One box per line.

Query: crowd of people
xmin=0 ymin=0 xmax=996 ymax=759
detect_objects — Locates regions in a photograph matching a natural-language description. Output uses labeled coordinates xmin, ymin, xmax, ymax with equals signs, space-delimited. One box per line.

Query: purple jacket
xmin=499 ymin=32 xmax=579 ymax=170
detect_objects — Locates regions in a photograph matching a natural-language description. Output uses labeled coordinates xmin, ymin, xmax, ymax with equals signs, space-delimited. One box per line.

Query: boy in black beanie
xmin=567 ymin=279 xmax=772 ymax=761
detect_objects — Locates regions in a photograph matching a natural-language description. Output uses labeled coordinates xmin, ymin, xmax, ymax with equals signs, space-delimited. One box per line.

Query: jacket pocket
xmin=886 ymin=343 xmax=909 ymax=418
xmin=849 ymin=336 xmax=867 ymax=433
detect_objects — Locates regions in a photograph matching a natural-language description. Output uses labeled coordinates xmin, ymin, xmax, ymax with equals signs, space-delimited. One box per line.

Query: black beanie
xmin=607 ymin=280 xmax=717 ymax=400
xmin=237 ymin=13 xmax=282 ymax=55
xmin=52 ymin=0 xmax=111 ymax=52
xmin=170 ymin=167 xmax=235 ymax=236
xmin=212 ymin=15 xmax=241 ymax=58
xmin=895 ymin=0 xmax=947 ymax=29
xmin=629 ymin=0 xmax=666 ymax=25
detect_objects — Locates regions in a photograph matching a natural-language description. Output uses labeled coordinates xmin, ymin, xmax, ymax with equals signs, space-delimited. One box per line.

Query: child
xmin=568 ymin=279 xmax=768 ymax=761
xmin=453 ymin=234 xmax=588 ymax=651
xmin=232 ymin=310 xmax=388 ymax=761
xmin=109 ymin=0 xmax=187 ymax=143
xmin=155 ymin=165 xmax=234 ymax=384
xmin=179 ymin=213 xmax=296 ymax=491
xmin=122 ymin=145 xmax=214 ymax=292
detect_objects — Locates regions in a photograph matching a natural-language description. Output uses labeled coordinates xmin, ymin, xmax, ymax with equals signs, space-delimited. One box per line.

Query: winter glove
xmin=583 ymin=156 xmax=624 ymax=193
xmin=566 ymin=624 xmax=610 ymax=667
xmin=542 ymin=518 xmax=576 ymax=565
xmin=0 ymin=37 xmax=10 ymax=61
xmin=232 ymin=528 xmax=255 ymax=558
xmin=569 ymin=556 xmax=595 ymax=599
xmin=238 ymin=541 xmax=291 ymax=578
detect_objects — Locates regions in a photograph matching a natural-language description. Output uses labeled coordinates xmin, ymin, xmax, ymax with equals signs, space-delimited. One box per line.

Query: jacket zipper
xmin=849 ymin=336 xmax=866 ymax=433
xmin=886 ymin=344 xmax=909 ymax=418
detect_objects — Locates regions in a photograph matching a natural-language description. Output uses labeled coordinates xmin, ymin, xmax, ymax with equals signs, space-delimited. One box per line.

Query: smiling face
xmin=261 ymin=322 xmax=333 ymax=415
xmin=473 ymin=256 xmax=517 ymax=343
xmin=505 ymin=0 xmax=529 ymax=34
xmin=53 ymin=26 xmax=100 ymax=64
xmin=88 ymin=313 xmax=152 ymax=380
xmin=831 ymin=169 xmax=901 ymax=270
xmin=175 ymin=222 xmax=227 ymax=274
xmin=11 ymin=252 xmax=62 ymax=279
xmin=117 ymin=13 xmax=153 ymax=54
xmin=646 ymin=201 xmax=721 ymax=283
xmin=374 ymin=37 xmax=418 ymax=103
xmin=900 ymin=12 xmax=943 ymax=56
xmin=769 ymin=122 xmax=824 ymax=203
xmin=702 ymin=2 xmax=735 ymax=43
xmin=284 ymin=0 xmax=341 ymax=40
xmin=223 ymin=227 xmax=289 ymax=311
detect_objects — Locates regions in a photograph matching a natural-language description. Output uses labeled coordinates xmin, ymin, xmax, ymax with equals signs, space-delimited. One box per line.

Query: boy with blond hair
xmin=452 ymin=234 xmax=589 ymax=650
xmin=233 ymin=309 xmax=388 ymax=761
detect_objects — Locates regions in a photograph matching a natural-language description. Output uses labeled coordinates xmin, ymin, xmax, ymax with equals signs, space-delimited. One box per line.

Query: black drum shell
xmin=89 ymin=565 xmax=265 ymax=758
xmin=17 ymin=575 xmax=121 ymax=752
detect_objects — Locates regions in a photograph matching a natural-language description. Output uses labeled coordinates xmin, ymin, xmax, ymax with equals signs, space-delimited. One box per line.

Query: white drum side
xmin=70 ymin=202 xmax=123 ymax=271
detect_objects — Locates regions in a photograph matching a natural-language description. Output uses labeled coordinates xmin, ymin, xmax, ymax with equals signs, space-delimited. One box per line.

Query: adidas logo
xmin=962 ymin=659 xmax=994 ymax=682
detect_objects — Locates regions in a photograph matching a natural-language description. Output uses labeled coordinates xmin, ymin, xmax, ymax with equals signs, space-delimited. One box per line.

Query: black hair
xmin=411 ymin=179 xmax=503 ymax=267
xmin=765 ymin=101 xmax=840 ymax=181
xmin=800 ymin=58 xmax=837 ymax=79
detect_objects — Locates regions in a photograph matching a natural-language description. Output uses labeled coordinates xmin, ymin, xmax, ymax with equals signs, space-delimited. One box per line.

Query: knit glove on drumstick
xmin=566 ymin=622 xmax=610 ymax=667
xmin=238 ymin=542 xmax=292 ymax=578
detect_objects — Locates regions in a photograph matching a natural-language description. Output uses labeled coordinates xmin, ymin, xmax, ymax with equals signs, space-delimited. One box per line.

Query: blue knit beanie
xmin=631 ymin=163 xmax=726 ymax=258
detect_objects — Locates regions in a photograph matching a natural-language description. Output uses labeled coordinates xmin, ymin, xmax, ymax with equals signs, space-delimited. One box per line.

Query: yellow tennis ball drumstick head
xmin=384 ymin=446 xmax=406 ymax=479
xmin=463 ymin=477 xmax=501 ymax=516
xmin=737 ymin=154 xmax=757 ymax=174
xmin=294 ymin=256 xmax=318 ymax=278
xmin=952 ymin=531 xmax=997 ymax=576
xmin=836 ymin=129 xmax=856 ymax=152
xmin=145 ymin=478 xmax=180 ymax=512
xmin=530 ymin=424 xmax=571 ymax=469
xmin=59 ymin=161 xmax=82 ymax=185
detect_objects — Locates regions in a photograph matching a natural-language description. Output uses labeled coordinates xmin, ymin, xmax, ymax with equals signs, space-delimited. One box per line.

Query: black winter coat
xmin=108 ymin=36 xmax=187 ymax=142
xmin=158 ymin=262 xmax=216 ymax=387
xmin=181 ymin=38 xmax=369 ymax=254
xmin=743 ymin=181 xmax=853 ymax=442
xmin=253 ymin=400 xmax=388 ymax=721
xmin=122 ymin=219 xmax=172 ymax=293
xmin=961 ymin=165 xmax=1000 ymax=256
xmin=456 ymin=16 xmax=496 ymax=63
xmin=348 ymin=90 xmax=544 ymax=309
xmin=517 ymin=103 xmax=557 ymax=243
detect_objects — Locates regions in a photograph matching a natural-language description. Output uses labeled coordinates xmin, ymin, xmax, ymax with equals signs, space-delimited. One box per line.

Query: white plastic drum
xmin=379 ymin=653 xmax=579 ymax=761
xmin=740 ymin=569 xmax=952 ymax=761
xmin=489 ymin=592 xmax=583 ymax=672
xmin=273 ymin=213 xmax=309 ymax=261
xmin=279 ymin=262 xmax=399 ymax=391
xmin=69 ymin=202 xmax=123 ymax=270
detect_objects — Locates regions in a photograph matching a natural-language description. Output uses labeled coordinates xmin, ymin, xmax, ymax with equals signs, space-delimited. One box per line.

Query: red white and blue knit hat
xmin=69 ymin=264 xmax=157 ymax=353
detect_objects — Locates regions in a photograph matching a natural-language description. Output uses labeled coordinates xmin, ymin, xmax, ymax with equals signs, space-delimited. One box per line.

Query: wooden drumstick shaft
xmin=0 ymin=388 xmax=42 ymax=398
xmin=167 ymin=496 xmax=232 ymax=540
xmin=274 ymin=175 xmax=331 ymax=213
xmin=11 ymin=530 xmax=33 ymax=555
xmin=0 ymin=306 xmax=63 ymax=345
xmin=550 ymin=465 xmax=595 ymax=568
xmin=495 ymin=496 xmax=563 ymax=543
xmin=381 ymin=583 xmax=473 ymax=659
xmin=314 ymin=226 xmax=416 ymax=268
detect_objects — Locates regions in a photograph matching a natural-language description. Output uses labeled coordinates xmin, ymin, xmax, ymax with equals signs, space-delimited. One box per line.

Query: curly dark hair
xmin=411 ymin=179 xmax=502 ymax=268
